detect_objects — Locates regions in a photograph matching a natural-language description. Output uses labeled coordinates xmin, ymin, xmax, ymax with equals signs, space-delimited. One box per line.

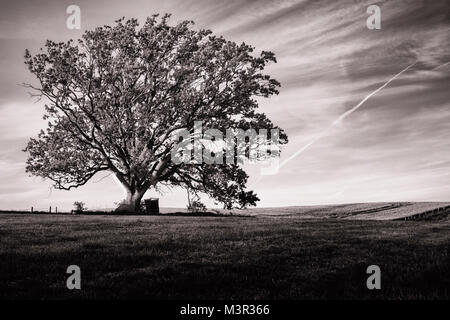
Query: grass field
xmin=0 ymin=210 xmax=449 ymax=300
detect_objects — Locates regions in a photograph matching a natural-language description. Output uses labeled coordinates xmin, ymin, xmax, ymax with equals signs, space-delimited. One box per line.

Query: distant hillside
xmin=221 ymin=202 xmax=450 ymax=221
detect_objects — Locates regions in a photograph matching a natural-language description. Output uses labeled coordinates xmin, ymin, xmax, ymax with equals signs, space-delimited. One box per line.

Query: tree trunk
xmin=115 ymin=189 xmax=146 ymax=214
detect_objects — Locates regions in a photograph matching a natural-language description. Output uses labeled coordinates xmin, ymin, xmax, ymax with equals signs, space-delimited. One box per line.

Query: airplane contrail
xmin=251 ymin=62 xmax=417 ymax=187
xmin=432 ymin=61 xmax=450 ymax=70
xmin=278 ymin=62 xmax=417 ymax=171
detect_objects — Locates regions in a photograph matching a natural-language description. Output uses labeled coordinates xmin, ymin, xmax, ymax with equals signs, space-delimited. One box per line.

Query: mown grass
xmin=0 ymin=214 xmax=449 ymax=299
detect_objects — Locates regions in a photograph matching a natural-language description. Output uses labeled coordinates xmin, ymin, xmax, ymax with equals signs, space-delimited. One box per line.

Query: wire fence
xmin=0 ymin=206 xmax=115 ymax=215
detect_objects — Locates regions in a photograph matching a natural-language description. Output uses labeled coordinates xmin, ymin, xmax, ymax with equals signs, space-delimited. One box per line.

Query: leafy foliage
xmin=23 ymin=14 xmax=287 ymax=211
xmin=73 ymin=201 xmax=87 ymax=213
xmin=187 ymin=200 xmax=207 ymax=213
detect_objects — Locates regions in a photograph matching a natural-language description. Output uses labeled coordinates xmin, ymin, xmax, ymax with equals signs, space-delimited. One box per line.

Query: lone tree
xmin=23 ymin=15 xmax=287 ymax=213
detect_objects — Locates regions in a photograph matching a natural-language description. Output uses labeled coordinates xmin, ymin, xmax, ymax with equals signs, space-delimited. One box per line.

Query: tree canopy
xmin=23 ymin=14 xmax=287 ymax=212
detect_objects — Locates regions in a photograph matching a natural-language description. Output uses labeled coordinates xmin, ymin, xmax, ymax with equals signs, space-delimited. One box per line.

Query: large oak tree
xmin=23 ymin=15 xmax=287 ymax=212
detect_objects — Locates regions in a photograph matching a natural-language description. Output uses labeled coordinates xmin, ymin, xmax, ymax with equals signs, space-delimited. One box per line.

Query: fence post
xmin=49 ymin=206 xmax=52 ymax=214
xmin=56 ymin=206 xmax=58 ymax=214
xmin=31 ymin=206 xmax=33 ymax=213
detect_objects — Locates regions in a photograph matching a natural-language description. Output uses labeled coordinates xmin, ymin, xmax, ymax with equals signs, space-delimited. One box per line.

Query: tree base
xmin=115 ymin=203 xmax=140 ymax=214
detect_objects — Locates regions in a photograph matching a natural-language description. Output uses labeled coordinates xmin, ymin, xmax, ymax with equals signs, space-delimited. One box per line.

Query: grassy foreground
xmin=0 ymin=213 xmax=449 ymax=299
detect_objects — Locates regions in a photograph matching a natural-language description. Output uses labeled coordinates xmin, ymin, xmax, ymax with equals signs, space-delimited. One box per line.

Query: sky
xmin=0 ymin=0 xmax=449 ymax=211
